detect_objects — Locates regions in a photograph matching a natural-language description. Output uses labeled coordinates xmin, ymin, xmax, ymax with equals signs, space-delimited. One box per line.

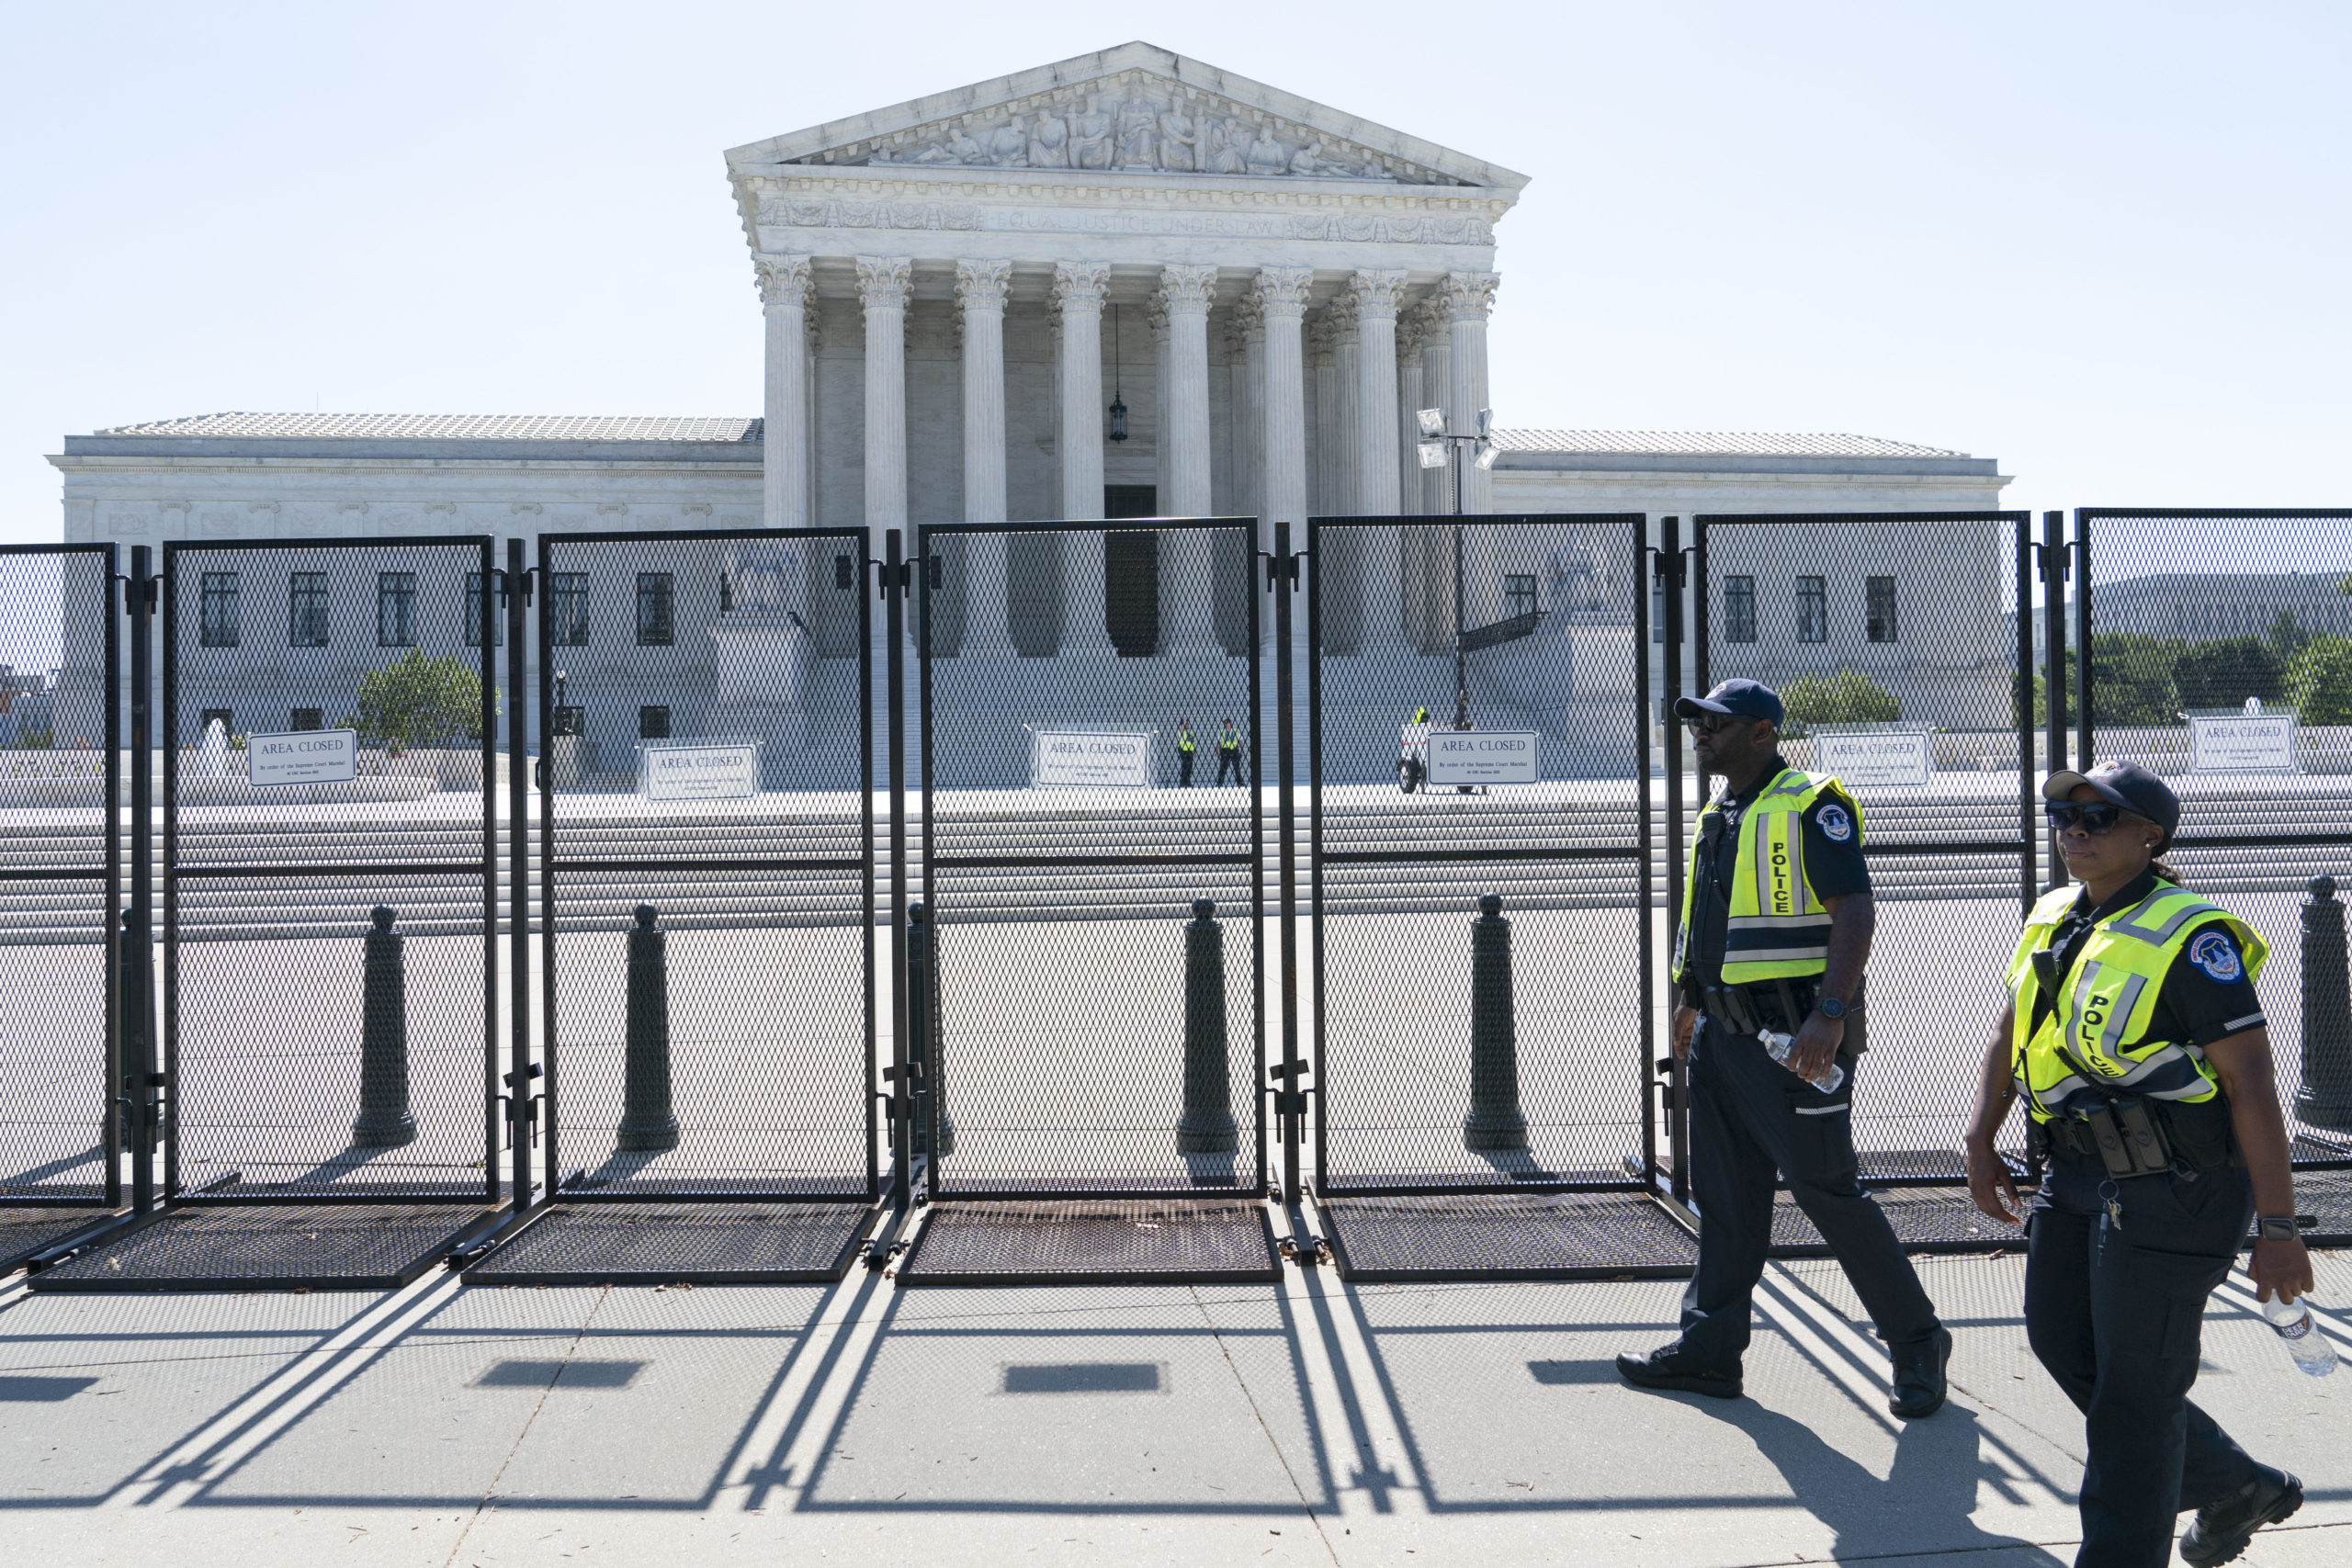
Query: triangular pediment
xmin=726 ymin=41 xmax=1525 ymax=191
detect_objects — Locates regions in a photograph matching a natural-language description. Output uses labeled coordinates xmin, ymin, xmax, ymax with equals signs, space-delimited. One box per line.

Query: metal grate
xmin=461 ymin=1201 xmax=875 ymax=1285
xmin=896 ymin=1198 xmax=1281 ymax=1286
xmin=28 ymin=1204 xmax=499 ymax=1291
xmin=1762 ymin=1188 xmax=2026 ymax=1258
xmin=1320 ymin=1191 xmax=1698 ymax=1281
xmin=1 ymin=1208 xmax=119 ymax=1272
xmin=2292 ymin=1169 xmax=2352 ymax=1246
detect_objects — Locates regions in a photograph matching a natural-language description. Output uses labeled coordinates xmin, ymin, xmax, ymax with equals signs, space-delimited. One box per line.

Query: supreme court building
xmin=49 ymin=42 xmax=2009 ymax=758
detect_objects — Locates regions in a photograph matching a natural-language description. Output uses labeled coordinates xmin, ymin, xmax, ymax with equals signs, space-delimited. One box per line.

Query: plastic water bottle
xmin=2262 ymin=1296 xmax=2339 ymax=1378
xmin=1758 ymin=1030 xmax=1845 ymax=1095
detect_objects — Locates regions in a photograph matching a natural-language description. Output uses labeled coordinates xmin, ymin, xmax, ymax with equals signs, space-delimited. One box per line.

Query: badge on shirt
xmin=2188 ymin=930 xmax=2244 ymax=983
xmin=1815 ymin=803 xmax=1854 ymax=843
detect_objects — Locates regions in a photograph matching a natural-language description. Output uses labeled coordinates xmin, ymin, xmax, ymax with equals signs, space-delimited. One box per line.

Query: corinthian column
xmin=1395 ymin=308 xmax=1425 ymax=519
xmin=956 ymin=259 xmax=1013 ymax=655
xmin=756 ymin=255 xmax=813 ymax=531
xmin=856 ymin=256 xmax=911 ymax=561
xmin=1054 ymin=262 xmax=1113 ymax=654
xmin=1416 ymin=299 xmax=1453 ymax=518
xmin=1254 ymin=267 xmax=1313 ymax=549
xmin=1157 ymin=264 xmax=1218 ymax=654
xmin=1229 ymin=298 xmax=1264 ymax=526
xmin=1351 ymin=271 xmax=1406 ymax=515
xmin=1442 ymin=271 xmax=1500 ymax=515
xmin=1148 ymin=297 xmax=1171 ymax=512
xmin=1308 ymin=311 xmax=1338 ymax=520
xmin=1329 ymin=292 xmax=1363 ymax=518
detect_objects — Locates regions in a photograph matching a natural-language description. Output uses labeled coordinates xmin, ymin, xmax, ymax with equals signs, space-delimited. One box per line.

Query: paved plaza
xmin=0 ymin=1239 xmax=2345 ymax=1566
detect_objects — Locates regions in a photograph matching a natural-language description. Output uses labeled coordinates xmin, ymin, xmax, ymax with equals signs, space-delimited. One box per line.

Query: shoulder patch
xmin=2188 ymin=929 xmax=2245 ymax=984
xmin=1815 ymin=802 xmax=1854 ymax=843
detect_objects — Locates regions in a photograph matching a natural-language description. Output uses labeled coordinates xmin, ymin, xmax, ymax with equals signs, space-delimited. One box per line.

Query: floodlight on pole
xmin=1416 ymin=408 xmax=1446 ymax=438
xmin=1476 ymin=408 xmax=1493 ymax=439
xmin=1474 ymin=442 xmax=1499 ymax=471
xmin=1417 ymin=441 xmax=1450 ymax=470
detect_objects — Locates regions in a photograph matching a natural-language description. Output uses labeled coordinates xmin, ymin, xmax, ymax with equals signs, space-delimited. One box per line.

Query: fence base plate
xmin=897 ymin=1199 xmax=1280 ymax=1286
xmin=26 ymin=1204 xmax=503 ymax=1292
xmin=1765 ymin=1187 xmax=2026 ymax=1258
xmin=1322 ymin=1192 xmax=1700 ymax=1281
xmin=2 ymin=1207 xmax=119 ymax=1273
xmin=462 ymin=1202 xmax=876 ymax=1286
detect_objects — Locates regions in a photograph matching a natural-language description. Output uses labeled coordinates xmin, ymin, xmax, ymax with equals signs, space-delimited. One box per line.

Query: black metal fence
xmin=159 ymin=536 xmax=500 ymax=1204
xmin=0 ymin=544 xmax=119 ymax=1245
xmin=2075 ymin=509 xmax=2352 ymax=1177
xmin=534 ymin=527 xmax=876 ymax=1202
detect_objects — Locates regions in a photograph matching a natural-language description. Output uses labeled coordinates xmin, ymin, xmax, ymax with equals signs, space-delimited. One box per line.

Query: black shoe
xmin=1888 ymin=1327 xmax=1951 ymax=1419
xmin=1615 ymin=1344 xmax=1741 ymax=1400
xmin=2180 ymin=1468 xmax=2302 ymax=1567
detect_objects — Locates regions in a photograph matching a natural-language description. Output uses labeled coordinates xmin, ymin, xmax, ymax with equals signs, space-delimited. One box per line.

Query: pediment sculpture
xmin=800 ymin=77 xmax=1464 ymax=186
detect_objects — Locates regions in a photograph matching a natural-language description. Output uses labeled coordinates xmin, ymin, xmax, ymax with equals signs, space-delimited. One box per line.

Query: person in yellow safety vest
xmin=1214 ymin=719 xmax=1243 ymax=786
xmin=1618 ymin=679 xmax=1950 ymax=1419
xmin=1176 ymin=720 xmax=1196 ymax=788
xmin=1411 ymin=705 xmax=1429 ymax=725
xmin=1964 ymin=761 xmax=2312 ymax=1568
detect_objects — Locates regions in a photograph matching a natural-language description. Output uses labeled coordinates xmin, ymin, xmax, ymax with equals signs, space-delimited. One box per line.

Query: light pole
xmin=1415 ymin=407 xmax=1498 ymax=728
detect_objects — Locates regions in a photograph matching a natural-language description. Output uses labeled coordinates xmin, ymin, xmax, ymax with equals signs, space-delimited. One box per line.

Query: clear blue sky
xmin=4 ymin=1 xmax=2346 ymax=547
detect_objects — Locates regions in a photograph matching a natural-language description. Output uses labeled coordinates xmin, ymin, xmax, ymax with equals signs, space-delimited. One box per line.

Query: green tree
xmin=345 ymin=650 xmax=498 ymax=751
xmin=2075 ymin=633 xmax=2184 ymax=728
xmin=2267 ymin=609 xmax=2315 ymax=663
xmin=1780 ymin=669 xmax=1901 ymax=736
xmin=2290 ymin=635 xmax=2352 ymax=727
xmin=2172 ymin=636 xmax=2285 ymax=710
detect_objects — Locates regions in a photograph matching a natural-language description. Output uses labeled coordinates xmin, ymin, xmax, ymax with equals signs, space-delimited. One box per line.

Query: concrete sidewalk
xmin=1 ymin=1241 xmax=2346 ymax=1567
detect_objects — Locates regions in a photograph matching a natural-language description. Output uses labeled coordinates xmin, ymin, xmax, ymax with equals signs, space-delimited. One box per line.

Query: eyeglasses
xmin=2044 ymin=801 xmax=2129 ymax=835
xmin=1684 ymin=714 xmax=1745 ymax=736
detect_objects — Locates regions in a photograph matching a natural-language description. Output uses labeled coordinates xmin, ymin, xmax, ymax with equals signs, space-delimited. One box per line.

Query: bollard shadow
xmin=0 ymin=1145 xmax=109 ymax=1190
xmin=577 ymin=1148 xmax=666 ymax=1188
xmin=1472 ymin=1148 xmax=1562 ymax=1181
xmin=266 ymin=1143 xmax=412 ymax=1189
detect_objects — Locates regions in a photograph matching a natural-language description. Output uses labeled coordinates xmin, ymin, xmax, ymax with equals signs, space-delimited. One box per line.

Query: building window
xmin=636 ymin=572 xmax=674 ymax=646
xmin=465 ymin=572 xmax=503 ymax=648
xmin=288 ymin=572 xmax=329 ymax=648
xmin=377 ymin=572 xmax=417 ymax=647
xmin=1503 ymin=573 xmax=1537 ymax=621
xmin=199 ymin=572 xmax=240 ymax=648
xmin=1866 ymin=575 xmax=1898 ymax=644
xmin=639 ymin=705 xmax=671 ymax=740
xmin=1795 ymin=575 xmax=1827 ymax=644
xmin=1723 ymin=576 xmax=1757 ymax=644
xmin=290 ymin=708 xmax=322 ymax=732
xmin=548 ymin=572 xmax=590 ymax=647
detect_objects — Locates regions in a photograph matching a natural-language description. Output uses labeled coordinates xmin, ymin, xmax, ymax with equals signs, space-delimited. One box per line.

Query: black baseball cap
xmin=2043 ymin=761 xmax=2180 ymax=850
xmin=1674 ymin=679 xmax=1784 ymax=728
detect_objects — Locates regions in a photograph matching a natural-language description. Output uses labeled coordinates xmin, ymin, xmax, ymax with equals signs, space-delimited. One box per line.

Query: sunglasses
xmin=2043 ymin=801 xmax=2131 ymax=835
xmin=1684 ymin=714 xmax=1750 ymax=736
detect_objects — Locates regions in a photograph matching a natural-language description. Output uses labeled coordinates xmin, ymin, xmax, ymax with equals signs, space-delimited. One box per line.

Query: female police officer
xmin=1963 ymin=761 xmax=2314 ymax=1568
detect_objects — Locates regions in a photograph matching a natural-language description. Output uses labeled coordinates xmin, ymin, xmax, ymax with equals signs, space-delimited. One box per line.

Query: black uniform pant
xmin=1678 ymin=1017 xmax=1939 ymax=1370
xmin=1215 ymin=749 xmax=1241 ymax=785
xmin=1179 ymin=750 xmax=1193 ymax=786
xmin=2026 ymin=1147 xmax=2260 ymax=1568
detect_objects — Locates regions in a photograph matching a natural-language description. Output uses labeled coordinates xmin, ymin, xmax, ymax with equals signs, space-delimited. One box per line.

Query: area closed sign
xmin=1032 ymin=730 xmax=1154 ymax=788
xmin=1815 ymin=732 xmax=1931 ymax=789
xmin=2191 ymin=715 xmax=2296 ymax=773
xmin=246 ymin=728 xmax=357 ymax=787
xmin=1426 ymin=730 xmax=1540 ymax=785
xmin=640 ymin=740 xmax=760 ymax=800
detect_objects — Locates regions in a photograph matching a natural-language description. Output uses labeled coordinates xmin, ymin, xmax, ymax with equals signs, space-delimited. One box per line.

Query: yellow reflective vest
xmin=1178 ymin=730 xmax=1194 ymax=753
xmin=2006 ymin=880 xmax=2266 ymax=1123
xmin=1673 ymin=768 xmax=1860 ymax=987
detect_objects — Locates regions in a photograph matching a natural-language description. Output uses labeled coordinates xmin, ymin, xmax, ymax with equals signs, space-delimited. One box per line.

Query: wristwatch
xmin=1815 ymin=995 xmax=1848 ymax=1021
xmin=2256 ymin=1215 xmax=2300 ymax=1243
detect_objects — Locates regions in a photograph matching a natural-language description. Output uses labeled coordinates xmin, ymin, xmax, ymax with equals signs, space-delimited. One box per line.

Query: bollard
xmin=2298 ymin=875 xmax=2352 ymax=1134
xmin=352 ymin=907 xmax=419 ymax=1147
xmin=1463 ymin=892 xmax=1530 ymax=1151
xmin=616 ymin=905 xmax=681 ymax=1151
xmin=1176 ymin=898 xmax=1240 ymax=1153
xmin=905 ymin=902 xmax=955 ymax=1156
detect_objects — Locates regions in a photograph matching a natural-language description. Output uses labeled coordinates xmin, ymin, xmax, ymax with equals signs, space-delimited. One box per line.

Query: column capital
xmin=1155 ymin=263 xmax=1218 ymax=316
xmin=1395 ymin=308 xmax=1429 ymax=358
xmin=854 ymin=255 xmax=912 ymax=310
xmin=1230 ymin=292 xmax=1266 ymax=339
xmin=1052 ymin=260 xmax=1112 ymax=315
xmin=1251 ymin=265 xmax=1315 ymax=322
xmin=1146 ymin=297 xmax=1171 ymax=338
xmin=1324 ymin=291 xmax=1361 ymax=344
xmin=1437 ymin=270 xmax=1501 ymax=323
xmin=954 ymin=258 xmax=1013 ymax=312
xmin=1348 ymin=269 xmax=1408 ymax=323
xmin=1306 ymin=311 xmax=1338 ymax=367
xmin=754 ymin=254 xmax=812 ymax=310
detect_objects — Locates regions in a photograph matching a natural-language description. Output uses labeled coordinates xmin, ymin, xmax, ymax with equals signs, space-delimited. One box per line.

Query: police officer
xmin=1176 ymin=720 xmax=1196 ymax=787
xmin=1214 ymin=718 xmax=1243 ymax=786
xmin=1963 ymin=761 xmax=2312 ymax=1568
xmin=1619 ymin=679 xmax=1951 ymax=1418
xmin=1411 ymin=705 xmax=1430 ymax=725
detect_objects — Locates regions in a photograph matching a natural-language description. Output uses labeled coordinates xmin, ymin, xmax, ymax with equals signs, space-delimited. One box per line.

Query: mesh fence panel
xmin=539 ymin=530 xmax=873 ymax=1200
xmin=0 ymin=545 xmax=117 ymax=1202
xmin=2079 ymin=510 xmax=2352 ymax=1166
xmin=919 ymin=520 xmax=1261 ymax=1196
xmin=1310 ymin=516 xmax=1652 ymax=1193
xmin=163 ymin=538 xmax=496 ymax=1199
xmin=1692 ymin=513 xmax=2036 ymax=1180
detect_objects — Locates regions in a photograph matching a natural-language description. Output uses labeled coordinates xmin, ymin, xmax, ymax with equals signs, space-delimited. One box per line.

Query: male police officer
xmin=1618 ymin=679 xmax=1951 ymax=1418
xmin=1177 ymin=720 xmax=1196 ymax=787
xmin=1214 ymin=718 xmax=1244 ymax=786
